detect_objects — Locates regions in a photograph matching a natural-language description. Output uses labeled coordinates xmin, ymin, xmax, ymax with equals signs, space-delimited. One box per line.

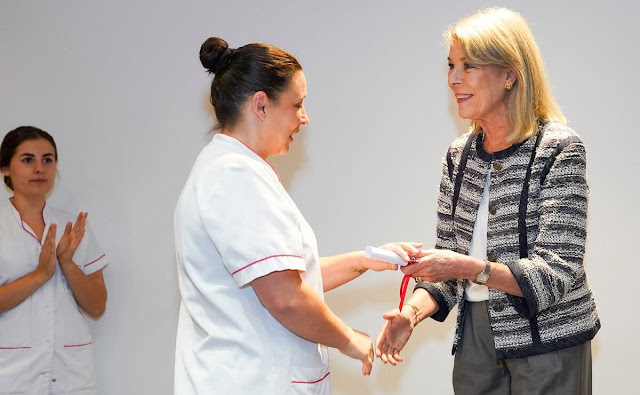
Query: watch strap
xmin=474 ymin=260 xmax=492 ymax=285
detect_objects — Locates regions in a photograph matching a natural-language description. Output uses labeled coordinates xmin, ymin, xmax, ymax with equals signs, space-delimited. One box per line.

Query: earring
xmin=505 ymin=81 xmax=512 ymax=91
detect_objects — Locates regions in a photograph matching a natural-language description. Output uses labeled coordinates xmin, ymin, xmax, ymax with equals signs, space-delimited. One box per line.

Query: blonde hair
xmin=445 ymin=8 xmax=565 ymax=143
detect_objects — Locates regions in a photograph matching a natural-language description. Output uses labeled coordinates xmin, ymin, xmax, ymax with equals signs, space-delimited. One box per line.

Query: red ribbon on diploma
xmin=398 ymin=274 xmax=411 ymax=310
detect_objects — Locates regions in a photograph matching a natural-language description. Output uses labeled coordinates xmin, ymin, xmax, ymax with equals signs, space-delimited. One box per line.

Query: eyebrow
xmin=447 ymin=57 xmax=467 ymax=61
xmin=19 ymin=153 xmax=55 ymax=157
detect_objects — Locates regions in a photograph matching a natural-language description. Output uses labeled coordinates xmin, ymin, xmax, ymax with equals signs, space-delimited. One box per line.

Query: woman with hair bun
xmin=174 ymin=37 xmax=421 ymax=394
xmin=376 ymin=8 xmax=599 ymax=394
xmin=0 ymin=126 xmax=109 ymax=394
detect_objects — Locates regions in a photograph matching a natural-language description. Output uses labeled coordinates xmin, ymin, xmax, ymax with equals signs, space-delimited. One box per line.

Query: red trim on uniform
xmin=0 ymin=346 xmax=31 ymax=349
xmin=224 ymin=134 xmax=281 ymax=180
xmin=84 ymin=254 xmax=106 ymax=267
xmin=231 ymin=254 xmax=303 ymax=275
xmin=20 ymin=220 xmax=41 ymax=245
xmin=12 ymin=199 xmax=47 ymax=245
xmin=63 ymin=342 xmax=92 ymax=348
xmin=291 ymin=371 xmax=331 ymax=384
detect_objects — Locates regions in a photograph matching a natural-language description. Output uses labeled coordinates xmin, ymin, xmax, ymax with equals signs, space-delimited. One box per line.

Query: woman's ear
xmin=506 ymin=68 xmax=517 ymax=86
xmin=251 ymin=91 xmax=268 ymax=121
xmin=1 ymin=166 xmax=9 ymax=177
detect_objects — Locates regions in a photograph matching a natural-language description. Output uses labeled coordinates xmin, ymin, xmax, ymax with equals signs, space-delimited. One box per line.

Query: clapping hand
xmin=35 ymin=224 xmax=57 ymax=282
xmin=56 ymin=212 xmax=88 ymax=267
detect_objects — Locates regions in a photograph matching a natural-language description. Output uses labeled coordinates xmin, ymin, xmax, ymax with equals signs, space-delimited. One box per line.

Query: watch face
xmin=477 ymin=274 xmax=489 ymax=284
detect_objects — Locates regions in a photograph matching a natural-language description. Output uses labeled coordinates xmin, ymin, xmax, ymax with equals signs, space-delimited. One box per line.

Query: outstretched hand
xmin=56 ymin=212 xmax=88 ymax=266
xmin=375 ymin=307 xmax=415 ymax=366
xmin=339 ymin=328 xmax=374 ymax=375
xmin=366 ymin=242 xmax=424 ymax=272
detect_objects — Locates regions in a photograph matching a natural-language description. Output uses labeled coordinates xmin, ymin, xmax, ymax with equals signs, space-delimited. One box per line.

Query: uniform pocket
xmin=0 ymin=300 xmax=32 ymax=393
xmin=57 ymin=292 xmax=92 ymax=347
xmin=54 ymin=343 xmax=96 ymax=392
xmin=54 ymin=292 xmax=95 ymax=393
xmin=0 ymin=298 xmax=31 ymax=347
xmin=290 ymin=364 xmax=331 ymax=394
xmin=0 ymin=347 xmax=32 ymax=392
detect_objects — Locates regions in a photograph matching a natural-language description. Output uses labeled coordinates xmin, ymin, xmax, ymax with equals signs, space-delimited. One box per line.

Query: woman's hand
xmin=365 ymin=242 xmax=424 ymax=272
xmin=339 ymin=328 xmax=374 ymax=375
xmin=0 ymin=224 xmax=58 ymax=314
xmin=401 ymin=248 xmax=475 ymax=282
xmin=375 ymin=307 xmax=415 ymax=365
xmin=34 ymin=224 xmax=57 ymax=283
xmin=56 ymin=212 xmax=87 ymax=267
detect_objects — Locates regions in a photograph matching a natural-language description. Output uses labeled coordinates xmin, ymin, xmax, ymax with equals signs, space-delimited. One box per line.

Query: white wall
xmin=1 ymin=1 xmax=637 ymax=393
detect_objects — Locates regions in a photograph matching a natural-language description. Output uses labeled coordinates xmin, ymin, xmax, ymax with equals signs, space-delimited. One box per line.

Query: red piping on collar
xmin=223 ymin=134 xmax=281 ymax=181
xmin=10 ymin=198 xmax=47 ymax=245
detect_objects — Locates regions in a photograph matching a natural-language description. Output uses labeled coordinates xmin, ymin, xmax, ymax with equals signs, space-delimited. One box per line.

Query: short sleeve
xmin=73 ymin=222 xmax=109 ymax=276
xmin=196 ymin=155 xmax=305 ymax=287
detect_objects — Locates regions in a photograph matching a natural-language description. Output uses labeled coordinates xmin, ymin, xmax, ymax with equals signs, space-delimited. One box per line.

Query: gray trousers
xmin=452 ymin=301 xmax=592 ymax=395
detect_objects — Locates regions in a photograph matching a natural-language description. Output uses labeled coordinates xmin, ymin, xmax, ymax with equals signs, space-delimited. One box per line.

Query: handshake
xmin=337 ymin=243 xmax=467 ymax=375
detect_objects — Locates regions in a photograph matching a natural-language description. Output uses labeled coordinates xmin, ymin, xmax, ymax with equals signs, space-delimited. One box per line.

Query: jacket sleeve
xmin=415 ymin=152 xmax=458 ymax=322
xmin=505 ymin=139 xmax=589 ymax=318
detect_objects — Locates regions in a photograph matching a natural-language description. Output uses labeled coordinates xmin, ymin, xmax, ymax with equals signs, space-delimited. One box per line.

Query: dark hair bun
xmin=200 ymin=37 xmax=235 ymax=74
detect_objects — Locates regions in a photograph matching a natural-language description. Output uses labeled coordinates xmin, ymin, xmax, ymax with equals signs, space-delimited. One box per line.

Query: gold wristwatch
xmin=474 ymin=260 xmax=492 ymax=285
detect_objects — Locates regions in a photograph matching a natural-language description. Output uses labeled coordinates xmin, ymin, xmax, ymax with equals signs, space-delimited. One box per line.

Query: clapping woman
xmin=0 ymin=126 xmax=108 ymax=394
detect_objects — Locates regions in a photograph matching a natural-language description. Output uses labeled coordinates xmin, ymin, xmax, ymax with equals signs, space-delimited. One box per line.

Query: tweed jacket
xmin=416 ymin=121 xmax=600 ymax=360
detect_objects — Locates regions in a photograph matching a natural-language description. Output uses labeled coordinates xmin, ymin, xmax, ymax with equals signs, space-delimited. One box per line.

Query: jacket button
xmin=493 ymin=304 xmax=504 ymax=312
xmin=487 ymin=253 xmax=496 ymax=262
xmin=489 ymin=205 xmax=497 ymax=215
xmin=492 ymin=161 xmax=502 ymax=171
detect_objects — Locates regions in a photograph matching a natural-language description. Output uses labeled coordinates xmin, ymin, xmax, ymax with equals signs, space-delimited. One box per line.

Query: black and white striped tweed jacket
xmin=416 ymin=121 xmax=600 ymax=359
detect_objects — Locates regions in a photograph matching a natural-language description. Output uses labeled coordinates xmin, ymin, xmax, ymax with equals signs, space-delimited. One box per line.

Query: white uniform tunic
xmin=174 ymin=134 xmax=330 ymax=394
xmin=0 ymin=199 xmax=108 ymax=395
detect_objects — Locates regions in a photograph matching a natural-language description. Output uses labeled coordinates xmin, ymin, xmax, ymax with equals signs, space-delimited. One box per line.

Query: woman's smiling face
xmin=264 ymin=70 xmax=309 ymax=157
xmin=447 ymin=42 xmax=511 ymax=124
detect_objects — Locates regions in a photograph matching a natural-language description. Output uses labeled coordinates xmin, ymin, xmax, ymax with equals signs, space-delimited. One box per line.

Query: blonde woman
xmin=376 ymin=8 xmax=598 ymax=393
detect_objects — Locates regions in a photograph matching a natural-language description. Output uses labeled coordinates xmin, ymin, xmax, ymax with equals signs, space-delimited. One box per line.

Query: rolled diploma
xmin=364 ymin=246 xmax=408 ymax=267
